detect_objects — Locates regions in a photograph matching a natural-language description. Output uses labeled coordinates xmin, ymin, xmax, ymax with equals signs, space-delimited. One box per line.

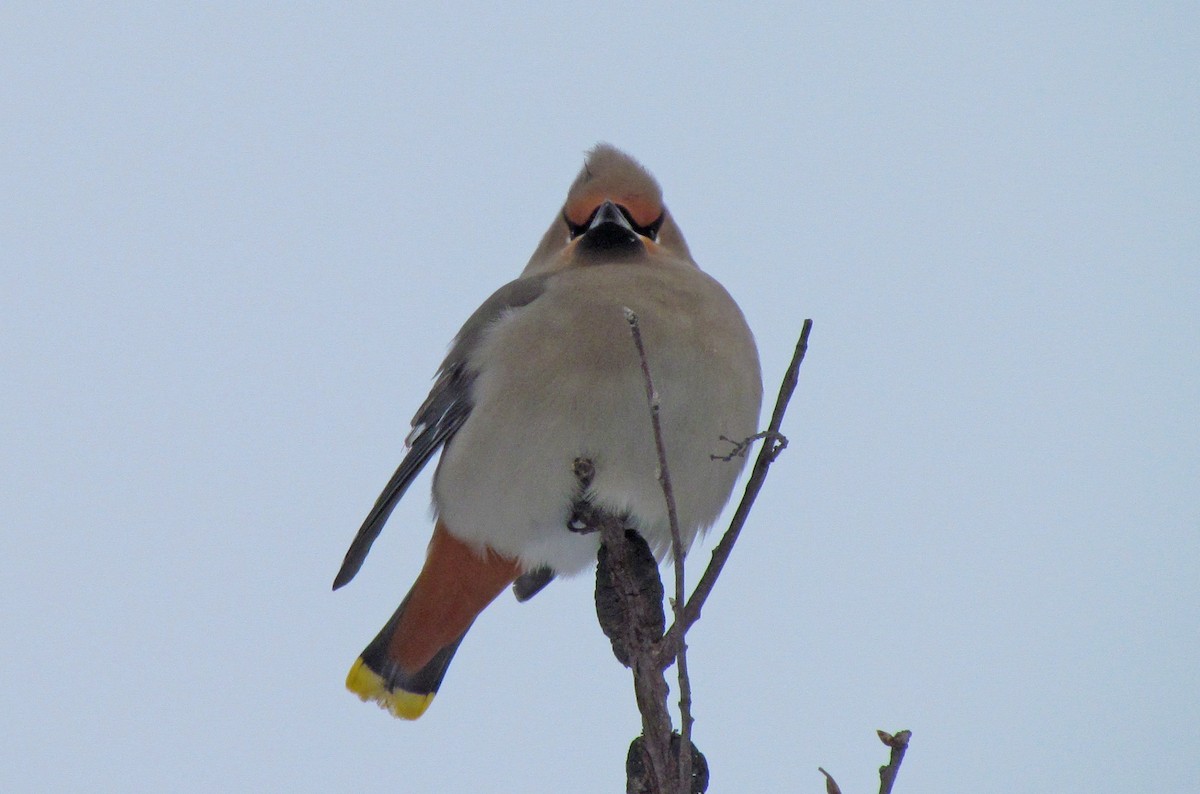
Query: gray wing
xmin=332 ymin=275 xmax=549 ymax=590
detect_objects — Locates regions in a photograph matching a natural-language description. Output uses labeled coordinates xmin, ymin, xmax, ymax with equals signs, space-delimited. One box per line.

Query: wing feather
xmin=332 ymin=275 xmax=548 ymax=589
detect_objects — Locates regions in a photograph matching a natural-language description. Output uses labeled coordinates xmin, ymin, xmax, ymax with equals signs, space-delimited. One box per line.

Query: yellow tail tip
xmin=345 ymin=657 xmax=435 ymax=720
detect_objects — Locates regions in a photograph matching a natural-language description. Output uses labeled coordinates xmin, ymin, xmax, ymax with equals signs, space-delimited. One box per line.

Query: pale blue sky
xmin=2 ymin=4 xmax=1197 ymax=792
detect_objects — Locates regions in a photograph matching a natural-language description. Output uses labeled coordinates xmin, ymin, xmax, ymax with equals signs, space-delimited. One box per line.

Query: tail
xmin=345 ymin=520 xmax=522 ymax=719
xmin=345 ymin=592 xmax=470 ymax=719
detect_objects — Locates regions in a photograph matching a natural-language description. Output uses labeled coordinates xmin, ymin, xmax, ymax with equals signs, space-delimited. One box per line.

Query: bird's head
xmin=523 ymin=144 xmax=693 ymax=274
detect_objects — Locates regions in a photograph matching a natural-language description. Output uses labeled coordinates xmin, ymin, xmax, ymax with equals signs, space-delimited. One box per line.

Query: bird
xmin=334 ymin=144 xmax=762 ymax=719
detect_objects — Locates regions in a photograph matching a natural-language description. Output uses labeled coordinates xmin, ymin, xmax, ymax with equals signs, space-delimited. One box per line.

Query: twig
xmin=659 ymin=319 xmax=813 ymax=661
xmin=710 ymin=431 xmax=786 ymax=462
xmin=817 ymin=767 xmax=843 ymax=794
xmin=625 ymin=308 xmax=693 ymax=794
xmin=876 ymin=729 xmax=911 ymax=794
xmin=818 ymin=729 xmax=911 ymax=794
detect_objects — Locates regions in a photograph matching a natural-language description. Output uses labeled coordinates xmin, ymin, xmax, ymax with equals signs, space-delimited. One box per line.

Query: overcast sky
xmin=3 ymin=4 xmax=1197 ymax=792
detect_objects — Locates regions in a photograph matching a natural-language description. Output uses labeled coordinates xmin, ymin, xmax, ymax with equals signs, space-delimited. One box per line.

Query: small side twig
xmin=709 ymin=431 xmax=786 ymax=462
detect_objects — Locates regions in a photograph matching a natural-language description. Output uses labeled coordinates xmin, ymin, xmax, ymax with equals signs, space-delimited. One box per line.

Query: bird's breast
xmin=433 ymin=263 xmax=761 ymax=575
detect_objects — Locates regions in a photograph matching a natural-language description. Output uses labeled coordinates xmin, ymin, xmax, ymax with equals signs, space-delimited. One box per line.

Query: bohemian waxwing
xmin=334 ymin=144 xmax=762 ymax=719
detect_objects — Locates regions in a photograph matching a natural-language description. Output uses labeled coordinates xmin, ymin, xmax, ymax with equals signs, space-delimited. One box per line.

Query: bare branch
xmin=625 ymin=308 xmax=694 ymax=794
xmin=585 ymin=473 xmax=674 ymax=791
xmin=877 ymin=729 xmax=911 ymax=794
xmin=590 ymin=319 xmax=815 ymax=793
xmin=817 ymin=767 xmax=843 ymax=794
xmin=660 ymin=319 xmax=813 ymax=660
xmin=818 ymin=729 xmax=912 ymax=794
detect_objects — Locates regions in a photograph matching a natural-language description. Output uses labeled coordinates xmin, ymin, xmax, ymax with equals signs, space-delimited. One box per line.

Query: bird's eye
xmin=623 ymin=208 xmax=665 ymax=242
xmin=564 ymin=208 xmax=597 ymax=241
